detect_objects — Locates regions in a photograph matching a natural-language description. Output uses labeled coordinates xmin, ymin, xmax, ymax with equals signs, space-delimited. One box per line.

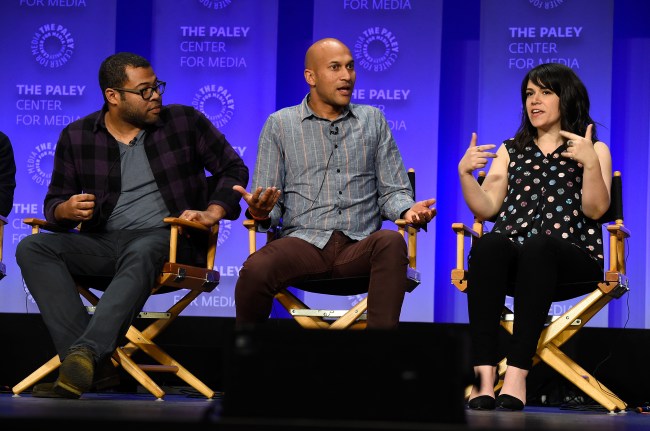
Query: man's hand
xmin=178 ymin=204 xmax=225 ymax=228
xmin=403 ymin=198 xmax=436 ymax=225
xmin=54 ymin=193 xmax=95 ymax=222
xmin=233 ymin=185 xmax=281 ymax=219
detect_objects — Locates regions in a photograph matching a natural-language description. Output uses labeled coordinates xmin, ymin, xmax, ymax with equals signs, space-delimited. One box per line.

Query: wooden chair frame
xmin=244 ymin=218 xmax=420 ymax=330
xmin=451 ymin=171 xmax=629 ymax=413
xmin=12 ymin=217 xmax=220 ymax=400
xmin=243 ymin=168 xmax=422 ymax=330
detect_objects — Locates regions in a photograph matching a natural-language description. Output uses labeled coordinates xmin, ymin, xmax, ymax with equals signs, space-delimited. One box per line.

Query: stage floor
xmin=1 ymin=390 xmax=648 ymax=431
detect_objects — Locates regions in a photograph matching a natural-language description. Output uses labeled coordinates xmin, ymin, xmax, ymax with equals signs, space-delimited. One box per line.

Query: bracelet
xmin=247 ymin=209 xmax=270 ymax=221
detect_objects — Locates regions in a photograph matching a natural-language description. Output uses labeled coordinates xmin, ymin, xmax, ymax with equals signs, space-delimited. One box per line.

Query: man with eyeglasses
xmin=16 ymin=52 xmax=249 ymax=399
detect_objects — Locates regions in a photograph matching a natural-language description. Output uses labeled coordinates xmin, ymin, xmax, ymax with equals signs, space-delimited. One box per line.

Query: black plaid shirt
xmin=44 ymin=104 xmax=249 ymax=231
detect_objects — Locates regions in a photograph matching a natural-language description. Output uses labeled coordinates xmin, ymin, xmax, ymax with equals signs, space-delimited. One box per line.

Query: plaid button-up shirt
xmin=44 ymin=104 xmax=249 ymax=231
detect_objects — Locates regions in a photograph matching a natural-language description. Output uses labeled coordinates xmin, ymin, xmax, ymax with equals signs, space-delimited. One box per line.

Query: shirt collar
xmin=300 ymin=94 xmax=357 ymax=122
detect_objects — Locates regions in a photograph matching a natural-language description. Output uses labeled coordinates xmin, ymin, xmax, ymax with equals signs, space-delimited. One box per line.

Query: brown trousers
xmin=235 ymin=230 xmax=408 ymax=329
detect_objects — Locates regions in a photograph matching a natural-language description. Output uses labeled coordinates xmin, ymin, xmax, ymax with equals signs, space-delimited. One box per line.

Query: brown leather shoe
xmin=34 ymin=347 xmax=95 ymax=399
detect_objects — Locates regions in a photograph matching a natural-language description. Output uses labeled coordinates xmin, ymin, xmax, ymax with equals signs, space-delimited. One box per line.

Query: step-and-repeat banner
xmin=306 ymin=0 xmax=443 ymax=322
xmin=0 ymin=0 xmax=622 ymax=325
xmin=0 ymin=1 xmax=116 ymax=314
xmin=143 ymin=0 xmax=279 ymax=316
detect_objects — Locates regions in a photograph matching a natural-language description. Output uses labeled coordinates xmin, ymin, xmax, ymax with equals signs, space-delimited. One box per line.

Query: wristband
xmin=247 ymin=208 xmax=270 ymax=221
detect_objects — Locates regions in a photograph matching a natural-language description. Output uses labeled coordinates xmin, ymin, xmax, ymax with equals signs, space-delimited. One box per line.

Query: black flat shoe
xmin=468 ymin=395 xmax=496 ymax=410
xmin=496 ymin=394 xmax=525 ymax=411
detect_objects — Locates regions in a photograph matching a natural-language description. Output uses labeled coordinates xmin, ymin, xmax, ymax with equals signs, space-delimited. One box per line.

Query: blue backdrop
xmin=0 ymin=0 xmax=648 ymax=330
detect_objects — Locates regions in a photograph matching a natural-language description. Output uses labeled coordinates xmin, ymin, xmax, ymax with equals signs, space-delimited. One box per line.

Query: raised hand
xmin=560 ymin=124 xmax=598 ymax=168
xmin=233 ymin=185 xmax=281 ymax=219
xmin=458 ymin=132 xmax=497 ymax=175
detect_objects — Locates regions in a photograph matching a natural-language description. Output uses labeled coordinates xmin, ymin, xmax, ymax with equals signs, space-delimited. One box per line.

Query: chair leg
xmin=329 ymin=297 xmax=368 ymax=329
xmin=113 ymin=348 xmax=166 ymax=399
xmin=11 ymin=355 xmax=61 ymax=395
xmin=275 ymin=289 xmax=330 ymax=329
xmin=122 ymin=325 xmax=216 ymax=399
xmin=538 ymin=343 xmax=627 ymax=412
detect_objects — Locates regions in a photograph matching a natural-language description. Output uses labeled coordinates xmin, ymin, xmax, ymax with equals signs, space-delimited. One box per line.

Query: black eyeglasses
xmin=112 ymin=80 xmax=166 ymax=100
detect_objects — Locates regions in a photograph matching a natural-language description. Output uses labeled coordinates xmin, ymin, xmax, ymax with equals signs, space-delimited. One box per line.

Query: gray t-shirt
xmin=106 ymin=131 xmax=169 ymax=230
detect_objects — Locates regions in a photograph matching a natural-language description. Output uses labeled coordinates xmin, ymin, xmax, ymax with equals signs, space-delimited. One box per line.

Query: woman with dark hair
xmin=458 ymin=63 xmax=612 ymax=411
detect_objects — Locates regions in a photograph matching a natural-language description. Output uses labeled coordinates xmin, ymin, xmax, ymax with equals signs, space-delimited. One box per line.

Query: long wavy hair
xmin=513 ymin=63 xmax=598 ymax=150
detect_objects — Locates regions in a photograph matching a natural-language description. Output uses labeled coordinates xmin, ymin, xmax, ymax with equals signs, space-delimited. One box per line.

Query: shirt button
xmin=334 ymin=145 xmax=338 ymax=149
xmin=338 ymin=210 xmax=342 ymax=215
xmin=338 ymin=191 xmax=342 ymax=194
xmin=337 ymin=169 xmax=340 ymax=173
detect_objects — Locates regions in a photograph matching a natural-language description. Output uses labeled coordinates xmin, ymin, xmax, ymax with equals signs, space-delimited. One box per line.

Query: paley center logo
xmin=192 ymin=84 xmax=235 ymax=128
xmin=198 ymin=0 xmax=233 ymax=10
xmin=27 ymin=141 xmax=55 ymax=186
xmin=217 ymin=219 xmax=232 ymax=247
xmin=31 ymin=23 xmax=75 ymax=68
xmin=528 ymin=0 xmax=567 ymax=10
xmin=354 ymin=27 xmax=399 ymax=72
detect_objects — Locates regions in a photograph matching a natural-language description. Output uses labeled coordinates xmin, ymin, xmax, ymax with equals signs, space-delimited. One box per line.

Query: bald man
xmin=233 ymin=38 xmax=436 ymax=329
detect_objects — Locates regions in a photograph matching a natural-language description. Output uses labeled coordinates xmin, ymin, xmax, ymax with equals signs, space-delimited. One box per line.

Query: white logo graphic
xmin=198 ymin=0 xmax=233 ymax=10
xmin=31 ymin=23 xmax=75 ymax=68
xmin=27 ymin=142 xmax=55 ymax=186
xmin=354 ymin=27 xmax=399 ymax=72
xmin=218 ymin=219 xmax=232 ymax=247
xmin=528 ymin=0 xmax=567 ymax=10
xmin=192 ymin=84 xmax=235 ymax=128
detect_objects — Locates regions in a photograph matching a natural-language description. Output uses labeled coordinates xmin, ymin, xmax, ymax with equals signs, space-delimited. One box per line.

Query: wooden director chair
xmin=0 ymin=215 xmax=7 ymax=280
xmin=244 ymin=169 xmax=423 ymax=330
xmin=451 ymin=171 xmax=629 ymax=413
xmin=12 ymin=216 xmax=220 ymax=400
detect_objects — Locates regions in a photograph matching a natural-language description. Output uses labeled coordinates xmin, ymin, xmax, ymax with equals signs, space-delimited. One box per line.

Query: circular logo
xmin=27 ymin=142 xmax=56 ymax=186
xmin=354 ymin=27 xmax=399 ymax=72
xmin=30 ymin=23 xmax=75 ymax=68
xmin=192 ymin=84 xmax=235 ymax=128
xmin=217 ymin=219 xmax=232 ymax=247
xmin=198 ymin=0 xmax=233 ymax=10
xmin=528 ymin=0 xmax=567 ymax=10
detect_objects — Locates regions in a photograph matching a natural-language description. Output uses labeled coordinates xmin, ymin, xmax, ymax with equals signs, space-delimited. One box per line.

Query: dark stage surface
xmin=3 ymin=315 xmax=650 ymax=430
xmin=1 ymin=391 xmax=649 ymax=431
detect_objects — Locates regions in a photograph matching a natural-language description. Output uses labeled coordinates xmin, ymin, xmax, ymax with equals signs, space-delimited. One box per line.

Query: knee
xmin=471 ymin=232 xmax=511 ymax=257
xmin=15 ymin=234 xmax=43 ymax=267
xmin=374 ymin=230 xmax=407 ymax=253
xmin=236 ymin=253 xmax=274 ymax=290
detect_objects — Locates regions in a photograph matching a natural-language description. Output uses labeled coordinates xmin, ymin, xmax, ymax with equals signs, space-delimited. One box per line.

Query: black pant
xmin=15 ymin=228 xmax=170 ymax=361
xmin=466 ymin=232 xmax=603 ymax=370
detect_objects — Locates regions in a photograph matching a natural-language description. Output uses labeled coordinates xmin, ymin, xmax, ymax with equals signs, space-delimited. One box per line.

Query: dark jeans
xmin=466 ymin=232 xmax=603 ymax=370
xmin=235 ymin=230 xmax=408 ymax=329
xmin=15 ymin=228 xmax=170 ymax=362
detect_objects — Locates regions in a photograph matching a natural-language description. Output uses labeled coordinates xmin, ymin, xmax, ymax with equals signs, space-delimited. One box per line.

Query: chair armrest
xmin=394 ymin=219 xmax=419 ymax=269
xmin=605 ymin=222 xmax=630 ymax=276
xmin=23 ymin=217 xmax=78 ymax=234
xmin=606 ymin=223 xmax=630 ymax=239
xmin=451 ymin=222 xmax=479 ymax=238
xmin=451 ymin=223 xmax=479 ymax=292
xmin=163 ymin=217 xmax=219 ymax=269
